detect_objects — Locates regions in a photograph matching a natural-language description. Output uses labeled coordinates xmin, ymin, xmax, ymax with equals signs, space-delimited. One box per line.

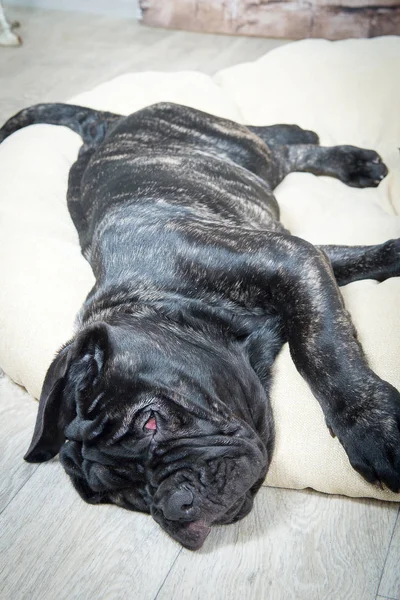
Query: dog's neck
xmin=78 ymin=290 xmax=269 ymax=338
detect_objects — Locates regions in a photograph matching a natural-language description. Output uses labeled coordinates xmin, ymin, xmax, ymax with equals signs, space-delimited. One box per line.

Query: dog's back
xmin=77 ymin=103 xmax=284 ymax=245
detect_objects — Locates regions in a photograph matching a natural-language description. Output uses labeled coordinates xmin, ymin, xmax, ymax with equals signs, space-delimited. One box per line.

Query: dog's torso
xmin=71 ymin=103 xmax=289 ymax=328
xmin=73 ymin=103 xmax=284 ymax=250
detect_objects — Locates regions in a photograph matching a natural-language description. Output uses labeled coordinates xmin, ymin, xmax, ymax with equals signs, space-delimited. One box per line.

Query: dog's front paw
xmin=332 ymin=383 xmax=400 ymax=493
xmin=333 ymin=146 xmax=388 ymax=188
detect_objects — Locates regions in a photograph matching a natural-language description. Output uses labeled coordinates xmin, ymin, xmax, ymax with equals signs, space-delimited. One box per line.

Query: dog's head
xmin=25 ymin=317 xmax=273 ymax=550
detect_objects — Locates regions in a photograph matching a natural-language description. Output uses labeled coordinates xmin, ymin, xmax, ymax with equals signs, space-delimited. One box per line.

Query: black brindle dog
xmin=1 ymin=102 xmax=400 ymax=550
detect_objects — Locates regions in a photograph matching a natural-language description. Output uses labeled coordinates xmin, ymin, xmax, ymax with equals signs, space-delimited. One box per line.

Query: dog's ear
xmin=24 ymin=323 xmax=110 ymax=463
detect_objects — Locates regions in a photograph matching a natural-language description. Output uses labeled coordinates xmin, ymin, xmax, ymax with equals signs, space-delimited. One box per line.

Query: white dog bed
xmin=1 ymin=37 xmax=399 ymax=501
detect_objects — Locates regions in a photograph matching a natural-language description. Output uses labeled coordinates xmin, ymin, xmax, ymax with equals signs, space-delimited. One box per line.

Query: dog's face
xmin=25 ymin=317 xmax=272 ymax=550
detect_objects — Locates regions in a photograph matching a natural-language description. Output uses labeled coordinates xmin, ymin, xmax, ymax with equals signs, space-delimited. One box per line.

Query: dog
xmin=0 ymin=1 xmax=21 ymax=47
xmin=1 ymin=102 xmax=399 ymax=550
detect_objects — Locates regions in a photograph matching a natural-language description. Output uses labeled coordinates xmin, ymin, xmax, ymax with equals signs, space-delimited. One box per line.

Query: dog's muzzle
xmin=159 ymin=487 xmax=197 ymax=521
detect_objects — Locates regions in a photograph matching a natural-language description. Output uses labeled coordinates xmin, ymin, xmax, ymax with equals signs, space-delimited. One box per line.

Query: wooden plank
xmin=156 ymin=487 xmax=399 ymax=600
xmin=378 ymin=512 xmax=400 ymax=599
xmin=0 ymin=461 xmax=180 ymax=600
xmin=6 ymin=0 xmax=141 ymax=19
xmin=0 ymin=373 xmax=39 ymax=513
xmin=140 ymin=0 xmax=400 ymax=40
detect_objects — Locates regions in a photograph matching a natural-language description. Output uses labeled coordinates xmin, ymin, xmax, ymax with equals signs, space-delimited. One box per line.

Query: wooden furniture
xmin=139 ymin=0 xmax=400 ymax=40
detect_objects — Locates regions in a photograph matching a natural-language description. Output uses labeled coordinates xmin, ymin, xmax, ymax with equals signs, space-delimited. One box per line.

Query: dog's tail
xmin=0 ymin=103 xmax=121 ymax=146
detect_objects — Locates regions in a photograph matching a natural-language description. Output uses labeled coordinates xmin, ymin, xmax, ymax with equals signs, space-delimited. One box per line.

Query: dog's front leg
xmin=279 ymin=241 xmax=399 ymax=492
xmin=265 ymin=237 xmax=400 ymax=492
xmin=189 ymin=228 xmax=400 ymax=492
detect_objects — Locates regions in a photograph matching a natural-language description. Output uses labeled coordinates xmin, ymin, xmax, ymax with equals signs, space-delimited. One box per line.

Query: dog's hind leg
xmin=273 ymin=143 xmax=388 ymax=188
xmin=247 ymin=124 xmax=319 ymax=147
xmin=319 ymin=240 xmax=400 ymax=286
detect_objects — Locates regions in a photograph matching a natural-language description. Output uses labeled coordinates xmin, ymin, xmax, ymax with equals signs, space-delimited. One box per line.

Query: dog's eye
xmin=144 ymin=414 xmax=157 ymax=432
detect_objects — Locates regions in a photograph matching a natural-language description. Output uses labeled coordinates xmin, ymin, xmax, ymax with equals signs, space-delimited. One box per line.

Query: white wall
xmin=4 ymin=0 xmax=141 ymax=19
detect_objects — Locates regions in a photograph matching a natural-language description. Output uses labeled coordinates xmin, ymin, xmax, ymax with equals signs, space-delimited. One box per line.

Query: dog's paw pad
xmin=334 ymin=147 xmax=388 ymax=188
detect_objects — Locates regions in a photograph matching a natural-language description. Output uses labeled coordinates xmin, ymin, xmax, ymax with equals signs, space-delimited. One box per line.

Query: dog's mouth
xmin=150 ymin=505 xmax=212 ymax=550
xmin=151 ymin=491 xmax=254 ymax=550
xmin=179 ymin=520 xmax=212 ymax=550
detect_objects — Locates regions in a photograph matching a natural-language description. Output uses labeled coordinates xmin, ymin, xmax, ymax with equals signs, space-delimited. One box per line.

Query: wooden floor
xmin=0 ymin=7 xmax=399 ymax=600
xmin=0 ymin=5 xmax=287 ymax=123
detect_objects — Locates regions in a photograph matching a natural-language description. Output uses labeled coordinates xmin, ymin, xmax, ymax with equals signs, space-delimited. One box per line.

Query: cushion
xmin=1 ymin=37 xmax=399 ymax=501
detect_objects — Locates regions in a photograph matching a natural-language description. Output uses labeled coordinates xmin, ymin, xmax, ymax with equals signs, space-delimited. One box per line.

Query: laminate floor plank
xmin=0 ymin=373 xmax=39 ymax=513
xmin=156 ymin=487 xmax=399 ymax=600
xmin=378 ymin=512 xmax=400 ymax=599
xmin=0 ymin=460 xmax=180 ymax=600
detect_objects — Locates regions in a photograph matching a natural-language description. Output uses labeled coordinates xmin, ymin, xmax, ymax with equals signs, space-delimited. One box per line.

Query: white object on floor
xmin=0 ymin=37 xmax=399 ymax=502
xmin=0 ymin=1 xmax=21 ymax=46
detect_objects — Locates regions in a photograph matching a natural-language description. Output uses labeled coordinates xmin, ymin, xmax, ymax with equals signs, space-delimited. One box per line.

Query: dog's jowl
xmin=1 ymin=102 xmax=399 ymax=550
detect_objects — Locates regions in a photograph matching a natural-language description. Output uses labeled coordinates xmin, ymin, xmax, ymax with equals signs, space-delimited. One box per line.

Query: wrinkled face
xmin=25 ymin=321 xmax=272 ymax=550
xmin=59 ymin=389 xmax=267 ymax=549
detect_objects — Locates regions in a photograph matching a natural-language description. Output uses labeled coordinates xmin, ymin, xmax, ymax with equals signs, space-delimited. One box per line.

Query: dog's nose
xmin=161 ymin=488 xmax=195 ymax=521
